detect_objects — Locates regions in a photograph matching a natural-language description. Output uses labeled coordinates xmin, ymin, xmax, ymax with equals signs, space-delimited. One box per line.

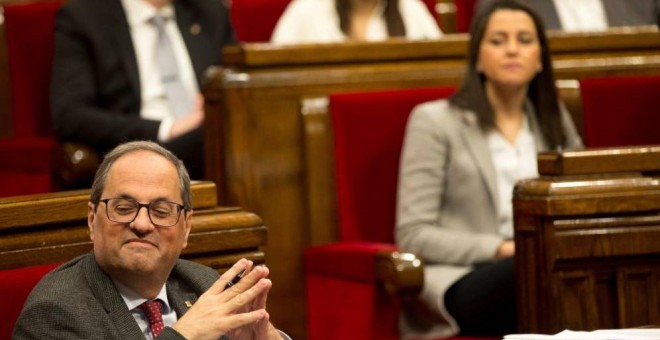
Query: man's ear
xmin=88 ymin=202 xmax=96 ymax=241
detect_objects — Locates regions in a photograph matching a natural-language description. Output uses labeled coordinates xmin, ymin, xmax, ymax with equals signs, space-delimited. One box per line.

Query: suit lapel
xmin=174 ymin=0 xmax=206 ymax=83
xmin=532 ymin=0 xmax=561 ymax=29
xmin=458 ymin=110 xmax=499 ymax=211
xmin=167 ymin=277 xmax=199 ymax=317
xmin=110 ymin=0 xmax=140 ymax=99
xmin=82 ymin=253 xmax=144 ymax=338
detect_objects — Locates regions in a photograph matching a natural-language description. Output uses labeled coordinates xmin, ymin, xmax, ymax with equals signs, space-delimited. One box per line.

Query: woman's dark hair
xmin=449 ymin=0 xmax=565 ymax=149
xmin=336 ymin=0 xmax=406 ymax=38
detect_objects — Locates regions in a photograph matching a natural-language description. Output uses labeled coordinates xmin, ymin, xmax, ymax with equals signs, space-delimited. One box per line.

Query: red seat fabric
xmin=304 ymin=87 xmax=457 ymax=340
xmin=0 ymin=1 xmax=63 ymax=197
xmin=455 ymin=0 xmax=478 ymax=32
xmin=230 ymin=0 xmax=291 ymax=42
xmin=0 ymin=262 xmax=60 ymax=339
xmin=580 ymin=75 xmax=660 ymax=148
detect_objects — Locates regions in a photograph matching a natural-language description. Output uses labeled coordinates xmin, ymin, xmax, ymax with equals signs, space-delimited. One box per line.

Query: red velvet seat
xmin=0 ymin=1 xmax=63 ymax=197
xmin=230 ymin=0 xmax=291 ymax=42
xmin=580 ymin=75 xmax=660 ymax=148
xmin=303 ymin=87 xmax=502 ymax=340
xmin=0 ymin=262 xmax=60 ymax=339
xmin=455 ymin=0 xmax=478 ymax=32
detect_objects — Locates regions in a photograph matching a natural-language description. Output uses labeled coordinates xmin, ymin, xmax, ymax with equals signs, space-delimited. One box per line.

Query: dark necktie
xmin=150 ymin=14 xmax=192 ymax=119
xmin=139 ymin=299 xmax=165 ymax=337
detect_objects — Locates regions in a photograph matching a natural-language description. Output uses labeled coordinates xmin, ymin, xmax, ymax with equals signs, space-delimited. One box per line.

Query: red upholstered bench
xmin=580 ymin=75 xmax=660 ymax=148
xmin=303 ymin=88 xmax=497 ymax=340
xmin=0 ymin=1 xmax=63 ymax=197
xmin=0 ymin=262 xmax=60 ymax=339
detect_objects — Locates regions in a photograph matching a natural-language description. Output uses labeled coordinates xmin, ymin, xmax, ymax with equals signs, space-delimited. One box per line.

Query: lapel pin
xmin=190 ymin=23 xmax=201 ymax=36
xmin=185 ymin=301 xmax=193 ymax=308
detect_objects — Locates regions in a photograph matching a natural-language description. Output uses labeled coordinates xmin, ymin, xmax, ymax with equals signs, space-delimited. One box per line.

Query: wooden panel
xmin=514 ymin=148 xmax=660 ymax=333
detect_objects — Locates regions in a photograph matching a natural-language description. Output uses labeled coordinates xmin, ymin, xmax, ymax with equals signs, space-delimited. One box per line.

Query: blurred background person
xmin=478 ymin=0 xmax=660 ymax=32
xmin=396 ymin=0 xmax=583 ymax=338
xmin=270 ymin=0 xmax=442 ymax=44
xmin=50 ymin=0 xmax=236 ymax=179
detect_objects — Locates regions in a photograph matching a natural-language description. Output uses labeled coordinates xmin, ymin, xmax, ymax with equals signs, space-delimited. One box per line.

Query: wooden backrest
xmin=0 ymin=181 xmax=267 ymax=339
xmin=330 ymin=87 xmax=455 ymax=243
xmin=580 ymin=75 xmax=660 ymax=147
xmin=3 ymin=0 xmax=62 ymax=138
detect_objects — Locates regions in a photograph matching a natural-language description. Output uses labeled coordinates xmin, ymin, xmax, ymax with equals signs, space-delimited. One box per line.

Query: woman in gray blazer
xmin=396 ymin=0 xmax=583 ymax=338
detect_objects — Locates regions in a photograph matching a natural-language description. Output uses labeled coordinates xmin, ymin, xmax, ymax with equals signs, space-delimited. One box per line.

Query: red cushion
xmin=230 ymin=0 xmax=291 ymax=42
xmin=0 ymin=137 xmax=56 ymax=171
xmin=304 ymin=242 xmax=398 ymax=281
xmin=580 ymin=75 xmax=660 ymax=148
xmin=455 ymin=0 xmax=478 ymax=32
xmin=330 ymin=87 xmax=455 ymax=243
xmin=3 ymin=1 xmax=62 ymax=138
xmin=0 ymin=262 xmax=60 ymax=339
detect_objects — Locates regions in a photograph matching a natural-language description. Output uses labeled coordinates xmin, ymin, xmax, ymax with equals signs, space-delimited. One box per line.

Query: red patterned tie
xmin=139 ymin=299 xmax=164 ymax=337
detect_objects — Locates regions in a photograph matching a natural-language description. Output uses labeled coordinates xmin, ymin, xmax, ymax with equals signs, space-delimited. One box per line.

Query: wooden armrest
xmin=374 ymin=251 xmax=423 ymax=296
xmin=52 ymin=142 xmax=100 ymax=190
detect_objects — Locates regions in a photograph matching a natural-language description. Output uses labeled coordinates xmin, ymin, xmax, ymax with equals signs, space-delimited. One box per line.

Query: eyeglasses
xmin=99 ymin=198 xmax=186 ymax=227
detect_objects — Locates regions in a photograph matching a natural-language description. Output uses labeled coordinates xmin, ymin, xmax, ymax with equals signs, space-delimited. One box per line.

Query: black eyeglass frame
xmin=98 ymin=198 xmax=186 ymax=227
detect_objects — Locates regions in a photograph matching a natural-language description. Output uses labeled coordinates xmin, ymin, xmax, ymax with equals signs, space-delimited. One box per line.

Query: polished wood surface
xmin=514 ymin=146 xmax=660 ymax=333
xmin=0 ymin=181 xmax=267 ymax=273
xmin=203 ymin=28 xmax=660 ymax=339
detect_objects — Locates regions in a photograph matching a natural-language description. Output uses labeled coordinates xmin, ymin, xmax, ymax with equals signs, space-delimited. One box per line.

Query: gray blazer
xmin=477 ymin=0 xmax=660 ymax=30
xmin=395 ymin=100 xmax=583 ymax=338
xmin=13 ymin=252 xmax=219 ymax=339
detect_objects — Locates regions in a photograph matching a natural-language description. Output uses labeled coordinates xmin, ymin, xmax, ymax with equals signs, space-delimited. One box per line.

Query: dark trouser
xmin=165 ymin=126 xmax=204 ymax=180
xmin=444 ymin=256 xmax=517 ymax=336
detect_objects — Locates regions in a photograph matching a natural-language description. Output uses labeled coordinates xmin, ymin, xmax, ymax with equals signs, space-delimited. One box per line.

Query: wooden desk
xmin=203 ymin=29 xmax=660 ymax=338
xmin=513 ymin=146 xmax=660 ymax=333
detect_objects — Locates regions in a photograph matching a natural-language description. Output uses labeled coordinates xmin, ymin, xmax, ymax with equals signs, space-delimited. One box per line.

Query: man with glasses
xmin=14 ymin=141 xmax=288 ymax=339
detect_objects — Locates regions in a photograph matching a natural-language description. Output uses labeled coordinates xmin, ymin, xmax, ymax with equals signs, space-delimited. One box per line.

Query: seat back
xmin=230 ymin=0 xmax=291 ymax=42
xmin=3 ymin=0 xmax=62 ymax=138
xmin=455 ymin=0 xmax=478 ymax=32
xmin=0 ymin=263 xmax=60 ymax=339
xmin=330 ymin=87 xmax=456 ymax=244
xmin=580 ymin=75 xmax=660 ymax=147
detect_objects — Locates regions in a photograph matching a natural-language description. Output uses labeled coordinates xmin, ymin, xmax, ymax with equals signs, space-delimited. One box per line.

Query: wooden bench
xmin=514 ymin=146 xmax=660 ymax=333
xmin=202 ymin=27 xmax=660 ymax=338
xmin=0 ymin=181 xmax=267 ymax=339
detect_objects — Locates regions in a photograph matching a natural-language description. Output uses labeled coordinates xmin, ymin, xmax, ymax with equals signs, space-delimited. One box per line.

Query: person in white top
xmin=270 ymin=0 xmax=442 ymax=44
xmin=396 ymin=0 xmax=582 ymax=338
xmin=477 ymin=0 xmax=660 ymax=32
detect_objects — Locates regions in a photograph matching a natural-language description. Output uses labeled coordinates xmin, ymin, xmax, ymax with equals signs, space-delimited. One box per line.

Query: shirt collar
xmin=114 ymin=279 xmax=172 ymax=314
xmin=121 ymin=0 xmax=176 ymax=27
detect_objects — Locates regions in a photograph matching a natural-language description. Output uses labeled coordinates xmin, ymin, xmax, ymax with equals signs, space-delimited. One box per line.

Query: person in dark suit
xmin=477 ymin=0 xmax=660 ymax=31
xmin=13 ymin=141 xmax=289 ymax=339
xmin=50 ymin=0 xmax=236 ymax=179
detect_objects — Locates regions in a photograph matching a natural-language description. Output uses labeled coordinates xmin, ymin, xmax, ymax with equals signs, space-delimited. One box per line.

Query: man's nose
xmin=130 ymin=206 xmax=155 ymax=232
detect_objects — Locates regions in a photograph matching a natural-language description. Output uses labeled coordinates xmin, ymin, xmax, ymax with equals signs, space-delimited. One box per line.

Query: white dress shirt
xmin=553 ymin=0 xmax=609 ymax=32
xmin=271 ymin=0 xmax=442 ymax=44
xmin=121 ymin=0 xmax=199 ymax=142
xmin=486 ymin=115 xmax=538 ymax=239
